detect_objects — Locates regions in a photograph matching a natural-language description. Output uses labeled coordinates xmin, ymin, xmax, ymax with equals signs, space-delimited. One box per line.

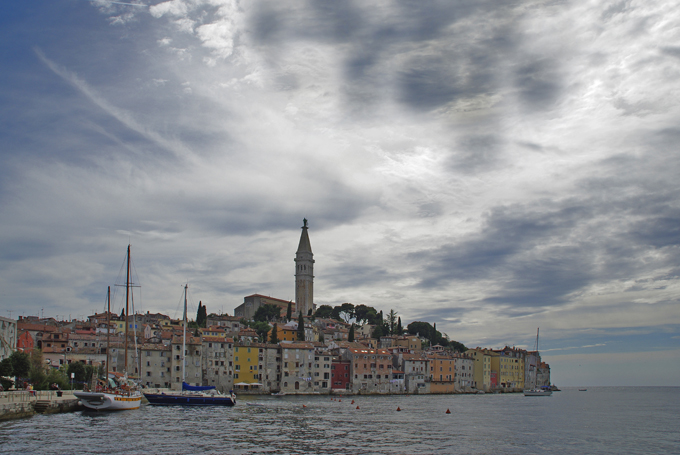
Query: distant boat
xmin=271 ymin=391 xmax=286 ymax=397
xmin=143 ymin=284 xmax=235 ymax=406
xmin=579 ymin=388 xmax=588 ymax=391
xmin=75 ymin=246 xmax=142 ymax=411
xmin=524 ymin=328 xmax=552 ymax=397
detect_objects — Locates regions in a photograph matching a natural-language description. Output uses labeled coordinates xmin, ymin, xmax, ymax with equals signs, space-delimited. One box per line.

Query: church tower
xmin=295 ymin=218 xmax=314 ymax=317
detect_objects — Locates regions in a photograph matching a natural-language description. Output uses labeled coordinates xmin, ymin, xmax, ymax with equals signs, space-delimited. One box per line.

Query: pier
xmin=0 ymin=390 xmax=82 ymax=421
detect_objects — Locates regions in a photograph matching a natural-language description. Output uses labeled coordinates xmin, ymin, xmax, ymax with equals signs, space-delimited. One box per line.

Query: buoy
xmin=351 ymin=400 xmax=355 ymax=404
xmin=356 ymin=406 xmax=360 ymax=409
xmin=446 ymin=408 xmax=451 ymax=414
xmin=303 ymin=405 xmax=307 ymax=408
xmin=339 ymin=399 xmax=342 ymax=402
xmin=397 ymin=407 xmax=401 ymax=411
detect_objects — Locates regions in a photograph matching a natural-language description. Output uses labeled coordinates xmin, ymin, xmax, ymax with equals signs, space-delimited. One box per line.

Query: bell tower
xmin=294 ymin=218 xmax=314 ymax=317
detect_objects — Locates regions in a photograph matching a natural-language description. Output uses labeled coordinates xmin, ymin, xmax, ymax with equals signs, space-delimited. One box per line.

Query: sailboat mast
xmin=124 ymin=244 xmax=131 ymax=375
xmin=182 ymin=284 xmax=187 ymax=384
xmin=106 ymin=286 xmax=111 ymax=379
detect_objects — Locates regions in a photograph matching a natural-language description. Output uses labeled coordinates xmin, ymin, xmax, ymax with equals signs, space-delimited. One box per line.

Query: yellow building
xmin=233 ymin=345 xmax=260 ymax=384
xmin=491 ymin=347 xmax=525 ymax=391
xmin=468 ymin=348 xmax=492 ymax=392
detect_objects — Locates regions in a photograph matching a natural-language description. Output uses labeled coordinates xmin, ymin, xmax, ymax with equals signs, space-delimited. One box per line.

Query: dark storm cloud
xmin=514 ymin=57 xmax=561 ymax=110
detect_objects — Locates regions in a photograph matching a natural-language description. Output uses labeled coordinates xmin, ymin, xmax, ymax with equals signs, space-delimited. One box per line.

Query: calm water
xmin=2 ymin=387 xmax=678 ymax=454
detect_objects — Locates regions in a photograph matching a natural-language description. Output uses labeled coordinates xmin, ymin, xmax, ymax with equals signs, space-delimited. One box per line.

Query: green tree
xmin=0 ymin=357 xmax=13 ymax=376
xmin=254 ymin=304 xmax=281 ymax=322
xmin=371 ymin=323 xmax=386 ymax=339
xmin=354 ymin=304 xmax=378 ymax=325
xmin=332 ymin=303 xmax=355 ymax=323
xmin=196 ymin=301 xmax=207 ymax=328
xmin=348 ymin=324 xmax=355 ymax=342
xmin=396 ymin=317 xmax=403 ymax=335
xmin=387 ymin=309 xmax=398 ymax=334
xmin=270 ymin=323 xmax=279 ymax=344
xmin=29 ymin=349 xmax=48 ymax=389
xmin=286 ymin=301 xmax=292 ymax=321
xmin=297 ymin=312 xmax=305 ymax=341
xmin=314 ymin=305 xmax=334 ymax=319
xmin=10 ymin=351 xmax=31 ymax=378
xmin=67 ymin=362 xmax=87 ymax=388
xmin=251 ymin=321 xmax=271 ymax=342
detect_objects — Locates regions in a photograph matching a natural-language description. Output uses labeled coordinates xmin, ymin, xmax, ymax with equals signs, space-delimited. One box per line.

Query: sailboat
xmin=143 ymin=284 xmax=236 ymax=406
xmin=524 ymin=328 xmax=552 ymax=397
xmin=74 ymin=245 xmax=143 ymax=410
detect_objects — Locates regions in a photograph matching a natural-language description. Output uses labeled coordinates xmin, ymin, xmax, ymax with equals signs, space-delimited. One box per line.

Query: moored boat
xmin=77 ymin=247 xmax=143 ymax=411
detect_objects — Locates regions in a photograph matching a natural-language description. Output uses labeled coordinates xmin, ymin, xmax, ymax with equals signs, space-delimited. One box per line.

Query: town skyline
xmin=1 ymin=1 xmax=679 ymax=387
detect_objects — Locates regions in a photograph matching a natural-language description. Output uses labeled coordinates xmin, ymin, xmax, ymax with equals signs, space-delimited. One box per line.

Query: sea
xmin=1 ymin=387 xmax=678 ymax=454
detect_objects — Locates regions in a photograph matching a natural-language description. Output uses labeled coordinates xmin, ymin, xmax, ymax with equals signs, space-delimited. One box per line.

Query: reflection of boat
xmin=143 ymin=285 xmax=235 ymax=406
xmin=75 ymin=247 xmax=142 ymax=411
xmin=524 ymin=328 xmax=552 ymax=397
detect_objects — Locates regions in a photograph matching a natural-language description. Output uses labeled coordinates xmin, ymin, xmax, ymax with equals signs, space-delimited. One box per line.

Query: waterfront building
xmin=453 ymin=354 xmax=474 ymax=392
xmin=395 ymin=353 xmax=430 ymax=394
xmin=346 ymin=346 xmax=394 ymax=394
xmin=426 ymin=352 xmax=456 ymax=394
xmin=491 ymin=347 xmax=525 ymax=391
xmin=255 ymin=343 xmax=281 ymax=393
xmin=312 ymin=348 xmax=332 ymax=392
xmin=330 ymin=355 xmax=351 ymax=391
xmin=280 ymin=341 xmax=315 ymax=393
xmin=468 ymin=348 xmax=492 ymax=392
xmin=171 ymin=335 xmax=202 ymax=389
xmin=294 ymin=219 xmax=315 ymax=317
xmin=233 ymin=344 xmax=260 ymax=389
xmin=140 ymin=343 xmax=172 ymax=388
xmin=202 ymin=337 xmax=234 ymax=392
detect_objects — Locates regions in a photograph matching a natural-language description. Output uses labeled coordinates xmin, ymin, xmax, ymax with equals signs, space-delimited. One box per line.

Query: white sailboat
xmin=524 ymin=328 xmax=552 ymax=397
xmin=75 ymin=245 xmax=143 ymax=410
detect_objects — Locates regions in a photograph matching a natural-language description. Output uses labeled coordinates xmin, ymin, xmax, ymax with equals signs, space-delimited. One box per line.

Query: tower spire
xmin=295 ymin=218 xmax=315 ymax=317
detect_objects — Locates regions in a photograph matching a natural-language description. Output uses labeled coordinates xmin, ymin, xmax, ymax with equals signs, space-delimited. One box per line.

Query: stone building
xmin=294 ymin=219 xmax=315 ymax=317
xmin=140 ymin=343 xmax=172 ymax=388
xmin=202 ymin=336 xmax=234 ymax=392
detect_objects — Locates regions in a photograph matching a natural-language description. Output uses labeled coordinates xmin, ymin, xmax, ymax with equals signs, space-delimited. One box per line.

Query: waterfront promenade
xmin=0 ymin=390 xmax=81 ymax=421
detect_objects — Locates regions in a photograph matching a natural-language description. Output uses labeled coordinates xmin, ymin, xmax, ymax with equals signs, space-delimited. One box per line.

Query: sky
xmin=1 ymin=0 xmax=679 ymax=386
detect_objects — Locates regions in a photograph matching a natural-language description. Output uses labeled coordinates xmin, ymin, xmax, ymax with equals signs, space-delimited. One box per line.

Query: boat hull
xmin=523 ymin=389 xmax=553 ymax=397
xmin=143 ymin=393 xmax=236 ymax=406
xmin=74 ymin=391 xmax=142 ymax=411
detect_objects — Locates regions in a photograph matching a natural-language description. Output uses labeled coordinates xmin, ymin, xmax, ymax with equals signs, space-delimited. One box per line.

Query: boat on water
xmin=271 ymin=391 xmax=286 ymax=396
xmin=524 ymin=328 xmax=552 ymax=397
xmin=143 ymin=284 xmax=235 ymax=406
xmin=75 ymin=246 xmax=143 ymax=410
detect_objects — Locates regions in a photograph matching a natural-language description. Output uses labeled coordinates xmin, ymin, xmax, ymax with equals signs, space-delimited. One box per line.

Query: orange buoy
xmin=351 ymin=400 xmax=355 ymax=404
xmin=339 ymin=399 xmax=342 ymax=402
xmin=356 ymin=406 xmax=360 ymax=409
xmin=303 ymin=405 xmax=307 ymax=408
xmin=397 ymin=407 xmax=401 ymax=411
xmin=446 ymin=408 xmax=451 ymax=414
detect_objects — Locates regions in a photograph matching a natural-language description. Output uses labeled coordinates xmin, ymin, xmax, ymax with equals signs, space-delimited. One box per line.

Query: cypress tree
xmin=270 ymin=323 xmax=279 ymax=344
xmin=297 ymin=312 xmax=305 ymax=341
xmin=286 ymin=301 xmax=292 ymax=321
xmin=396 ymin=317 xmax=402 ymax=335
xmin=348 ymin=324 xmax=355 ymax=342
